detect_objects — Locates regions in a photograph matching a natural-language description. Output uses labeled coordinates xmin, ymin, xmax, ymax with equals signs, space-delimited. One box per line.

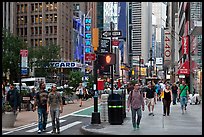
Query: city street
xmin=2 ymin=95 xmax=202 ymax=135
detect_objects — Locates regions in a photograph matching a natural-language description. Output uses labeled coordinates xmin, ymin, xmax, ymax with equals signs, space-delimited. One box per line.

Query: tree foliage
xmin=2 ymin=29 xmax=27 ymax=82
xmin=67 ymin=71 xmax=83 ymax=92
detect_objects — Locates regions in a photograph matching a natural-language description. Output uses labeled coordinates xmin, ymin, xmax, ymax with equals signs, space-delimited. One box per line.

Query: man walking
xmin=33 ymin=83 xmax=49 ymax=134
xmin=127 ymin=83 xmax=145 ymax=130
xmin=144 ymin=81 xmax=156 ymax=116
xmin=47 ymin=84 xmax=63 ymax=134
xmin=178 ymin=80 xmax=189 ymax=114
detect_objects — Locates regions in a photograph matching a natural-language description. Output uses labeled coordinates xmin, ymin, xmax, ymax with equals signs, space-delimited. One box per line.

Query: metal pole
xmin=19 ymin=54 xmax=22 ymax=112
xmin=110 ymin=21 xmax=114 ymax=98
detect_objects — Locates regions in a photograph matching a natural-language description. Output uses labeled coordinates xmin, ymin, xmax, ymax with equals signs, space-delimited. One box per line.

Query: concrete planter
xmin=2 ymin=112 xmax=18 ymax=128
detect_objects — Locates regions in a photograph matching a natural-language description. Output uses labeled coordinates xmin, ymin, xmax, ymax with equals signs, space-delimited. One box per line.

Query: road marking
xmin=71 ymin=114 xmax=92 ymax=117
xmin=26 ymin=120 xmax=66 ymax=133
xmin=46 ymin=121 xmax=82 ymax=133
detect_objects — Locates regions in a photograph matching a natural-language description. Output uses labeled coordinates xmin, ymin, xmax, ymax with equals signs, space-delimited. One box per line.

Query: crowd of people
xmin=127 ymin=79 xmax=190 ymax=130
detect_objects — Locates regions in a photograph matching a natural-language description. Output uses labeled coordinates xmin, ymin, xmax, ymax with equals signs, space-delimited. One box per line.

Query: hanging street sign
xmin=102 ymin=30 xmax=122 ymax=37
xmin=85 ymin=53 xmax=96 ymax=61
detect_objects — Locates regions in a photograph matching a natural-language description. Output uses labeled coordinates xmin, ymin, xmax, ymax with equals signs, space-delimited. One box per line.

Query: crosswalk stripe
xmin=26 ymin=120 xmax=66 ymax=133
xmin=46 ymin=121 xmax=82 ymax=133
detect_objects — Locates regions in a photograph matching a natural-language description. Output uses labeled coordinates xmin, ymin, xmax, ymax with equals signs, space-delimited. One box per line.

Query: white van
xmin=21 ymin=77 xmax=46 ymax=90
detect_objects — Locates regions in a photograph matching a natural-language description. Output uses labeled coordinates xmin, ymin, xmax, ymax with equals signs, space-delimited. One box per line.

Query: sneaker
xmin=163 ymin=114 xmax=166 ymax=116
xmin=148 ymin=113 xmax=152 ymax=116
xmin=79 ymin=105 xmax=82 ymax=107
xmin=152 ymin=113 xmax=154 ymax=116
xmin=37 ymin=130 xmax=42 ymax=134
xmin=51 ymin=130 xmax=56 ymax=134
xmin=42 ymin=129 xmax=46 ymax=132
xmin=57 ymin=130 xmax=60 ymax=134
xmin=136 ymin=124 xmax=140 ymax=129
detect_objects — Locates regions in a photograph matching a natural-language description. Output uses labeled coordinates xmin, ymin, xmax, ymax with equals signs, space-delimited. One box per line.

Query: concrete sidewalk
xmin=81 ymin=101 xmax=202 ymax=135
xmin=2 ymin=98 xmax=96 ymax=131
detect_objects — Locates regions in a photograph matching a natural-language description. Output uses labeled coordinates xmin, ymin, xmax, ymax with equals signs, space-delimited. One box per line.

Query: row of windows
xmin=17 ymin=16 xmax=27 ymax=25
xmin=17 ymin=28 xmax=27 ymax=36
xmin=17 ymin=4 xmax=28 ymax=13
xmin=31 ymin=38 xmax=57 ymax=47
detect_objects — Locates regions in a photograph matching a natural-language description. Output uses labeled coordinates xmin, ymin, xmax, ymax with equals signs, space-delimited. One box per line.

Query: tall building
xmin=3 ymin=2 xmax=16 ymax=33
xmin=15 ymin=2 xmax=73 ymax=62
xmin=127 ymin=2 xmax=152 ymax=79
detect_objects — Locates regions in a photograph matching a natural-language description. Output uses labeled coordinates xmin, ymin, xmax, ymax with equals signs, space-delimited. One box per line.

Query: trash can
xmin=108 ymin=94 xmax=123 ymax=125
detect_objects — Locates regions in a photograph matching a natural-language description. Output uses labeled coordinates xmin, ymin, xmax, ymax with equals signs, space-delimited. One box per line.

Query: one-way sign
xmin=102 ymin=30 xmax=122 ymax=37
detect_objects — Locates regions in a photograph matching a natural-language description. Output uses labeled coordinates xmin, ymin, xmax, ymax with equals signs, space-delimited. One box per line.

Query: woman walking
xmin=161 ymin=84 xmax=173 ymax=116
xmin=171 ymin=83 xmax=178 ymax=105
xmin=127 ymin=83 xmax=145 ymax=130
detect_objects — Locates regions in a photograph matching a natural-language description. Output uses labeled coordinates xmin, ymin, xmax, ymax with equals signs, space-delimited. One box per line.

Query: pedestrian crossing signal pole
xmin=91 ymin=28 xmax=101 ymax=124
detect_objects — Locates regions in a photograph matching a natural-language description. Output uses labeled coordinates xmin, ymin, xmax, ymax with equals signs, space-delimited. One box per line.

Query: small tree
xmin=67 ymin=71 xmax=83 ymax=92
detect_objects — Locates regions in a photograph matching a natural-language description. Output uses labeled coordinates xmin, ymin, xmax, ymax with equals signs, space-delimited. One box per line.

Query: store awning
xmin=177 ymin=61 xmax=190 ymax=75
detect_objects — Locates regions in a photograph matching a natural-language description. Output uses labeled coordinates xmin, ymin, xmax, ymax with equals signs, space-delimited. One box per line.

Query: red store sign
xmin=182 ymin=36 xmax=189 ymax=55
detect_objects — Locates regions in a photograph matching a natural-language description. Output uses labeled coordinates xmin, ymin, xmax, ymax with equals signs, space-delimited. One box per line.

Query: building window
xmin=35 ymin=39 xmax=38 ymax=47
xmin=21 ymin=28 xmax=23 ymax=36
xmin=35 ymin=3 xmax=38 ymax=12
xmin=54 ymin=2 xmax=57 ymax=10
xmin=24 ymin=28 xmax=27 ymax=36
xmin=35 ymin=15 xmax=38 ymax=24
xmin=35 ymin=27 xmax=38 ymax=35
xmin=21 ymin=4 xmax=24 ymax=13
xmin=46 ymin=14 xmax=49 ymax=22
xmin=17 ymin=5 xmax=20 ymax=13
xmin=31 ymin=39 xmax=34 ymax=47
xmin=17 ymin=17 xmax=21 ymax=25
xmin=54 ymin=38 xmax=57 ymax=44
xmin=45 ymin=38 xmax=49 ymax=45
xmin=17 ymin=28 xmax=20 ymax=35
xmin=50 ymin=14 xmax=53 ymax=22
xmin=31 ymin=15 xmax=34 ymax=24
xmin=46 ymin=3 xmax=49 ymax=11
xmin=24 ymin=16 xmax=27 ymax=24
xmin=39 ymin=15 xmax=42 ymax=23
xmin=31 ymin=4 xmax=34 ymax=12
xmin=54 ymin=14 xmax=57 ymax=22
xmin=31 ymin=27 xmax=34 ymax=35
xmin=39 ymin=27 xmax=42 ymax=34
xmin=39 ymin=39 xmax=42 ymax=46
xmin=50 ymin=3 xmax=54 ymax=11
xmin=50 ymin=26 xmax=53 ymax=34
xmin=46 ymin=26 xmax=49 ymax=34
xmin=54 ymin=26 xmax=57 ymax=34
xmin=25 ymin=4 xmax=28 ymax=13
xmin=21 ymin=16 xmax=24 ymax=24
xmin=39 ymin=3 xmax=42 ymax=12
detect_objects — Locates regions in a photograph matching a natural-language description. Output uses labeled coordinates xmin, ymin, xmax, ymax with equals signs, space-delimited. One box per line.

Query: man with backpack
xmin=33 ymin=83 xmax=49 ymax=134
xmin=127 ymin=82 xmax=145 ymax=130
xmin=47 ymin=84 xmax=63 ymax=134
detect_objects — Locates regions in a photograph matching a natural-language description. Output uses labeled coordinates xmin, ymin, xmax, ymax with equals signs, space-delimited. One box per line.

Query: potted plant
xmin=2 ymin=102 xmax=18 ymax=128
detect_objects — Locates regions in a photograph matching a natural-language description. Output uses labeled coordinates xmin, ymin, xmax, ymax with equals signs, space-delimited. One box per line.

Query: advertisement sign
xmin=182 ymin=36 xmax=189 ymax=55
xmin=85 ymin=18 xmax=92 ymax=53
xmin=164 ymin=29 xmax=172 ymax=66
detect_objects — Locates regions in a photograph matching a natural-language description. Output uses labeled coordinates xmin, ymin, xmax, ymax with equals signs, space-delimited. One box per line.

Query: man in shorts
xmin=144 ymin=81 xmax=156 ymax=116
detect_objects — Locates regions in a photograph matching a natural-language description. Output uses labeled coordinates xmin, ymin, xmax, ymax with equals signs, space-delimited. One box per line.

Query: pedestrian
xmin=33 ymin=82 xmax=49 ymax=134
xmin=127 ymin=83 xmax=145 ymax=130
xmin=155 ymin=82 xmax=161 ymax=102
xmin=6 ymin=83 xmax=20 ymax=114
xmin=76 ymin=83 xmax=84 ymax=107
xmin=161 ymin=84 xmax=173 ymax=116
xmin=47 ymin=84 xmax=63 ymax=134
xmin=30 ymin=87 xmax=36 ymax=110
xmin=171 ymin=83 xmax=178 ymax=105
xmin=144 ymin=81 xmax=156 ymax=116
xmin=178 ymin=80 xmax=189 ymax=114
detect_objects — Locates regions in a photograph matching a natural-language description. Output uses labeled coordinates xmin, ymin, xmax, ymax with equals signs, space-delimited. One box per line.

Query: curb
xmin=80 ymin=124 xmax=112 ymax=135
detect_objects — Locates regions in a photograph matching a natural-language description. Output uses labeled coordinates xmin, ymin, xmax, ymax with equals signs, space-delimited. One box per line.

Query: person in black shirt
xmin=144 ymin=81 xmax=156 ymax=116
xmin=33 ymin=83 xmax=49 ymax=134
xmin=162 ymin=84 xmax=173 ymax=116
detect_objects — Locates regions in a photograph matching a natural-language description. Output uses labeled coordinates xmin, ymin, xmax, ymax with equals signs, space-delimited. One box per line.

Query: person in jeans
xmin=162 ymin=84 xmax=173 ymax=116
xmin=47 ymin=84 xmax=63 ymax=134
xmin=171 ymin=83 xmax=178 ymax=105
xmin=127 ymin=83 xmax=145 ymax=130
xmin=178 ymin=80 xmax=189 ymax=114
xmin=33 ymin=83 xmax=49 ymax=134
xmin=144 ymin=81 xmax=156 ymax=116
xmin=6 ymin=83 xmax=20 ymax=114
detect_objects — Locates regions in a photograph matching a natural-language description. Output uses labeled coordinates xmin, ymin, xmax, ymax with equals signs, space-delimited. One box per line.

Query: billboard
xmin=164 ymin=28 xmax=172 ymax=66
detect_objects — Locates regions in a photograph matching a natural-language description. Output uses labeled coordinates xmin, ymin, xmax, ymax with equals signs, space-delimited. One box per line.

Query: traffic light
xmin=98 ymin=53 xmax=116 ymax=66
